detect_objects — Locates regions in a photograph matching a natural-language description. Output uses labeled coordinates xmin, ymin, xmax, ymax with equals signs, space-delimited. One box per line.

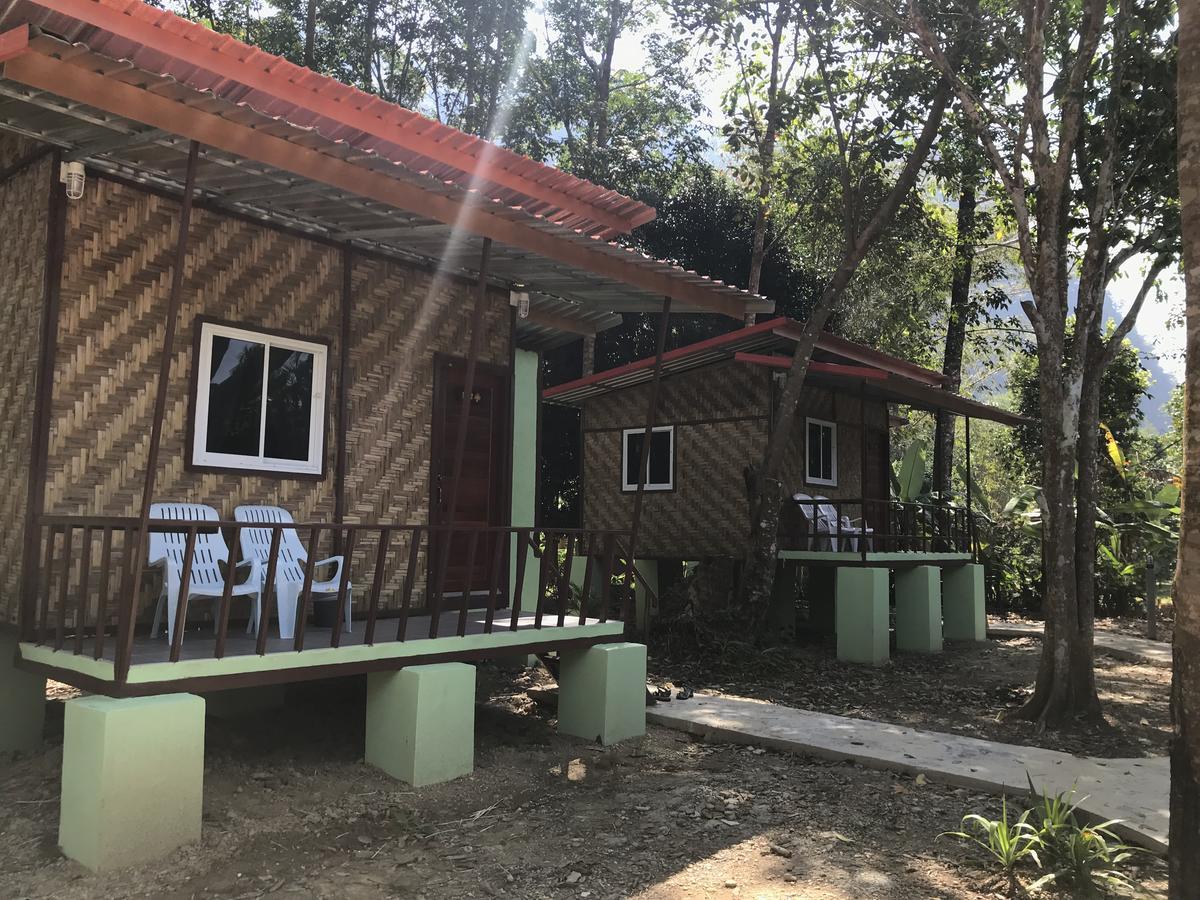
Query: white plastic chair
xmin=792 ymin=494 xmax=874 ymax=551
xmin=814 ymin=495 xmax=874 ymax=552
xmin=147 ymin=503 xmax=263 ymax=645
xmin=792 ymin=493 xmax=836 ymax=550
xmin=234 ymin=505 xmax=352 ymax=641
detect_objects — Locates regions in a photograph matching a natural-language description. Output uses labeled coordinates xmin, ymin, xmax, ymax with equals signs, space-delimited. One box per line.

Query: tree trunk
xmin=1070 ymin=350 xmax=1103 ymax=718
xmin=1171 ymin=0 xmax=1200 ymax=888
xmin=934 ymin=168 xmax=977 ymax=497
xmin=746 ymin=12 xmax=787 ymax=305
xmin=303 ymin=0 xmax=317 ymax=69
xmin=592 ymin=1 xmax=624 ymax=152
xmin=1015 ymin=312 xmax=1101 ymax=727
xmin=362 ymin=0 xmax=377 ymax=91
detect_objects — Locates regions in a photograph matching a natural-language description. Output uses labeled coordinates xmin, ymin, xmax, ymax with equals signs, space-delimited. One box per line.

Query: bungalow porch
xmin=0 ymin=0 xmax=767 ymax=873
xmin=545 ymin=317 xmax=1027 ymax=665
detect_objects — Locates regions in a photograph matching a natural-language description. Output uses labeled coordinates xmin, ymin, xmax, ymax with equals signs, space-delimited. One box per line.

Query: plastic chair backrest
xmin=234 ymin=505 xmax=308 ymax=583
xmin=148 ymin=503 xmax=226 ymax=588
xmin=813 ymin=496 xmax=843 ymax=528
xmin=791 ymin=493 xmax=822 ymax=526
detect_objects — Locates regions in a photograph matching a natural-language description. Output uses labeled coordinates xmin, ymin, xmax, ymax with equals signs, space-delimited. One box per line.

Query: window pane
xmin=206 ymin=336 xmax=265 ymax=457
xmin=264 ymin=346 xmax=315 ymax=461
xmin=821 ymin=427 xmax=833 ymax=480
xmin=625 ymin=432 xmax=644 ymax=486
xmin=648 ymin=431 xmax=671 ymax=485
xmin=807 ymin=424 xmax=821 ymax=478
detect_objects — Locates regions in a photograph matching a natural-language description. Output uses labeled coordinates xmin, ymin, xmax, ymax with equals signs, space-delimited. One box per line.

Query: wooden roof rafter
xmin=0 ymin=24 xmax=769 ymax=322
xmin=1 ymin=0 xmax=653 ymax=237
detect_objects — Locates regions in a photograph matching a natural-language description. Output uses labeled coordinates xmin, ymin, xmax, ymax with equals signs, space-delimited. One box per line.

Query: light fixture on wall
xmin=510 ymin=290 xmax=530 ymax=319
xmin=59 ymin=161 xmax=85 ymax=200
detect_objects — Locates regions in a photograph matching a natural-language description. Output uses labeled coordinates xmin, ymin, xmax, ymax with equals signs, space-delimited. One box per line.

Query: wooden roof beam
xmin=0 ymin=34 xmax=746 ymax=318
xmin=20 ymin=0 xmax=650 ymax=236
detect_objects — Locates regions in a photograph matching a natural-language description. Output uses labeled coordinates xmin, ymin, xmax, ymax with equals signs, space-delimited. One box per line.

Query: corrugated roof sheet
xmin=0 ymin=0 xmax=654 ymax=238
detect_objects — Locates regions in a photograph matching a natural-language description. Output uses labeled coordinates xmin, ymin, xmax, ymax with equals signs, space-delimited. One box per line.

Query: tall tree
xmin=515 ymin=0 xmax=705 ymax=197
xmin=674 ymin=0 xmax=807 ymax=300
xmin=1172 ymin=0 xmax=1200 ymax=884
xmin=734 ymin=0 xmax=969 ymax=618
xmin=909 ymin=0 xmax=1178 ymax=727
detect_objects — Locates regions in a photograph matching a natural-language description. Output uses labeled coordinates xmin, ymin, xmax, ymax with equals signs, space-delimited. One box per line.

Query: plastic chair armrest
xmin=312 ymin=555 xmax=345 ymax=583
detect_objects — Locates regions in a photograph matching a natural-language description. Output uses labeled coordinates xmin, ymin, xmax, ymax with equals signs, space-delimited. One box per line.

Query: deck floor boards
xmin=64 ymin=610 xmax=601 ymax=665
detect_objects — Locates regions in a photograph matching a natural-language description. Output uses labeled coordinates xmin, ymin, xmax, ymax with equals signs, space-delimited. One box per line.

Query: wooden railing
xmin=780 ymin=498 xmax=979 ymax=561
xmin=18 ymin=516 xmax=634 ymax=683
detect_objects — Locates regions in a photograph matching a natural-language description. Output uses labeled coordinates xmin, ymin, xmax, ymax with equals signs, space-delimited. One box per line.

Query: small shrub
xmin=941 ymin=780 xmax=1144 ymax=897
xmin=1026 ymin=778 xmax=1141 ymax=896
xmin=940 ymin=797 xmax=1042 ymax=892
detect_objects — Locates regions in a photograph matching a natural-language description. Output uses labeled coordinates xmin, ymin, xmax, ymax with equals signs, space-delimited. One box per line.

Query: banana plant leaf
xmin=894 ymin=439 xmax=927 ymax=502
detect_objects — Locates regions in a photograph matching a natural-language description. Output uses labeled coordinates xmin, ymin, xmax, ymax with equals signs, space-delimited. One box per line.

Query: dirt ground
xmin=650 ymin=634 xmax=1171 ymax=759
xmin=997 ymin=613 xmax=1174 ymax=648
xmin=0 ymin=666 xmax=1167 ymax=899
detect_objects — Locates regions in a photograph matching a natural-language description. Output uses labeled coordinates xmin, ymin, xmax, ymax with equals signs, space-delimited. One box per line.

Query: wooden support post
xmin=859 ymin=380 xmax=868 ymax=563
xmin=117 ymin=141 xmax=200 ymax=685
xmin=624 ymin=298 xmax=672 ymax=625
xmin=432 ymin=238 xmax=493 ymax=631
xmin=19 ymin=147 xmax=66 ymax=643
xmin=964 ymin=416 xmax=974 ymax=558
xmin=334 ymin=244 xmax=353 ymax=525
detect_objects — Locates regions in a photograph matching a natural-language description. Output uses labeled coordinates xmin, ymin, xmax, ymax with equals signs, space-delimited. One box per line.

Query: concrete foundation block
xmin=558 ymin=642 xmax=646 ymax=745
xmin=365 ymin=663 xmax=475 ymax=787
xmin=895 ymin=566 xmax=943 ymax=653
xmin=0 ymin=630 xmax=45 ymax=753
xmin=59 ymin=693 xmax=205 ymax=871
xmin=835 ymin=568 xmax=889 ymax=665
xmin=943 ymin=564 xmax=986 ymax=642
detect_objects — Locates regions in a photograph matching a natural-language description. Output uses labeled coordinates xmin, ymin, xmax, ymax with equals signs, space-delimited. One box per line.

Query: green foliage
xmin=893 ymin=439 xmax=928 ymax=503
xmin=941 ymin=781 xmax=1143 ymax=897
xmin=940 ymin=798 xmax=1042 ymax=884
xmin=1025 ymin=778 xmax=1142 ymax=897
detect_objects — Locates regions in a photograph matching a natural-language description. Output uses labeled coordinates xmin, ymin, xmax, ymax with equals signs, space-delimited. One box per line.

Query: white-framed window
xmin=191 ymin=321 xmax=328 ymax=476
xmin=621 ymin=426 xmax=674 ymax=492
xmin=805 ymin=417 xmax=837 ymax=486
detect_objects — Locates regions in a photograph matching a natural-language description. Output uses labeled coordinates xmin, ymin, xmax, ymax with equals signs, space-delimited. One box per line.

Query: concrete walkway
xmin=648 ymin=693 xmax=1168 ymax=852
xmin=988 ymin=619 xmax=1171 ymax=668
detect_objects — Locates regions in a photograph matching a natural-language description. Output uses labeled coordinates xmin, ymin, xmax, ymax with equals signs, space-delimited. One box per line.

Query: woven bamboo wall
xmin=581 ymin=361 xmax=771 ymax=558
xmin=580 ymin=362 xmax=891 ymax=560
xmin=33 ymin=174 xmax=509 ymax=620
xmin=778 ymin=385 xmax=889 ymax=504
xmin=0 ymin=136 xmax=50 ymax=625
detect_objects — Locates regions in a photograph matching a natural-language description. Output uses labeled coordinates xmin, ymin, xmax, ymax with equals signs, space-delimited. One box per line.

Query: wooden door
xmin=430 ymin=356 xmax=510 ymax=605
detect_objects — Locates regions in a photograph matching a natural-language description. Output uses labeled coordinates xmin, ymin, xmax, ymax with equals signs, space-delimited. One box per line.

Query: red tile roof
xmin=5 ymin=0 xmax=654 ymax=237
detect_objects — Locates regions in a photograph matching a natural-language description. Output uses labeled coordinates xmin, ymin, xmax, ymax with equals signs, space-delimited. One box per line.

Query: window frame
xmin=620 ymin=425 xmax=675 ymax=493
xmin=804 ymin=417 xmax=838 ymax=487
xmin=187 ymin=318 xmax=331 ymax=479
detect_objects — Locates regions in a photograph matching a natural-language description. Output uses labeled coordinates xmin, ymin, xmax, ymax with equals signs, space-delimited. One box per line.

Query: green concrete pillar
xmin=0 ymin=629 xmax=45 ymax=753
xmin=59 ymin=693 xmax=205 ymax=871
xmin=943 ymin=563 xmax=986 ymax=641
xmin=558 ymin=642 xmax=646 ymax=745
xmin=835 ymin=568 xmax=889 ymax=665
xmin=894 ymin=566 xmax=943 ymax=653
xmin=510 ymin=347 xmax=540 ymax=614
xmin=365 ymin=663 xmax=475 ymax=787
xmin=201 ymin=684 xmax=287 ymax=718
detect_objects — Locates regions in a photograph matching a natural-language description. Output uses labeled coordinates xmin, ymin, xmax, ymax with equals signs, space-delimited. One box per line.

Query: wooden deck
xmin=776 ymin=550 xmax=974 ymax=566
xmin=18 ymin=611 xmax=624 ymax=697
